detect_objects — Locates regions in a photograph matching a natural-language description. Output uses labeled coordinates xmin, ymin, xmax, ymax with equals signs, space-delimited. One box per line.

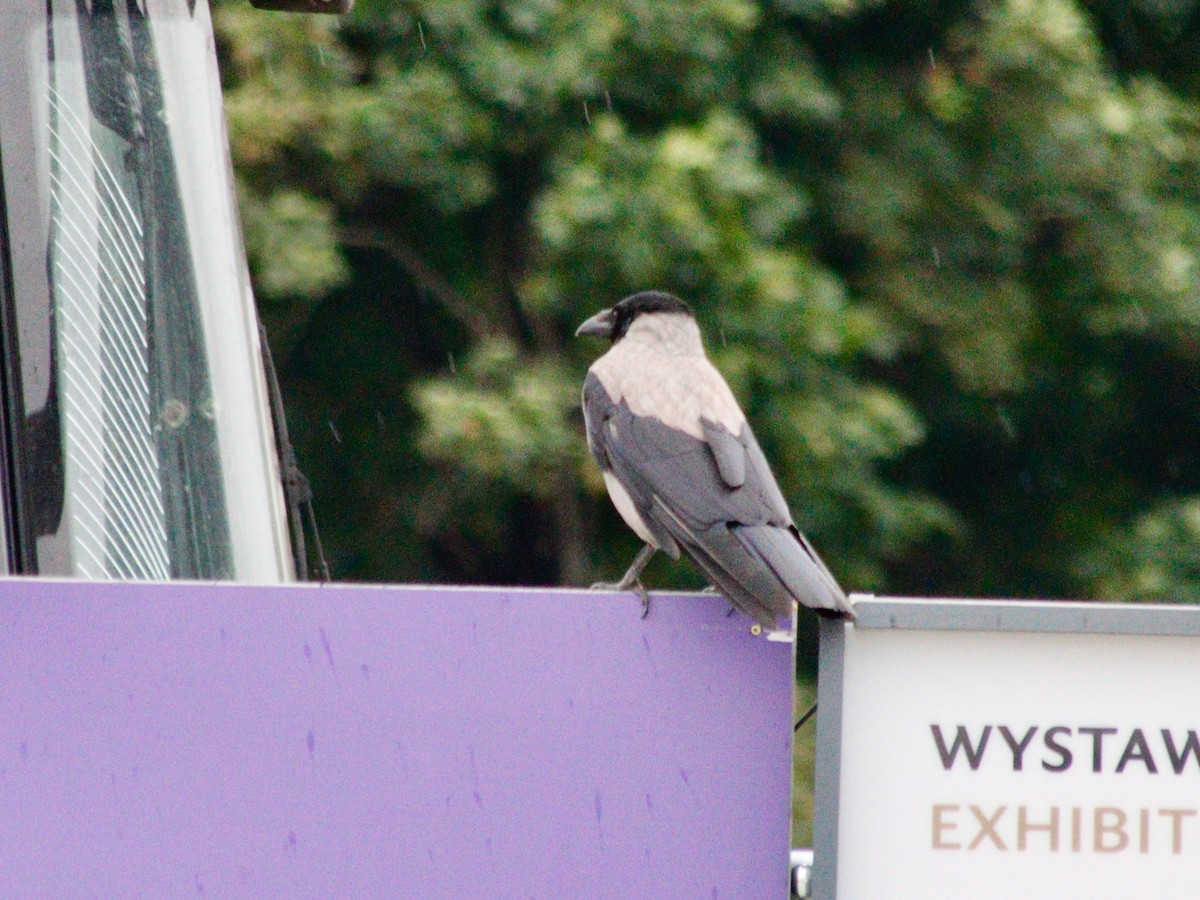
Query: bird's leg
xmin=593 ymin=543 xmax=656 ymax=591
xmin=591 ymin=543 xmax=656 ymax=618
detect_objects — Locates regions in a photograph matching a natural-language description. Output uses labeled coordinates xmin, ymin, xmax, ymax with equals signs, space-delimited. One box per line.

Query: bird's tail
xmin=732 ymin=524 xmax=855 ymax=619
xmin=679 ymin=528 xmax=785 ymax=629
xmin=673 ymin=522 xmax=851 ymax=629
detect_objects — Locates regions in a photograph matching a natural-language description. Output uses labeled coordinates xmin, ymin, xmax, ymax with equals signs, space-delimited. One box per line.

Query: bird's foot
xmin=589 ymin=579 xmax=652 ymax=618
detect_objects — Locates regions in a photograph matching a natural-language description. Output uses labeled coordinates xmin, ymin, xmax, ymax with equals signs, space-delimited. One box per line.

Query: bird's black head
xmin=575 ymin=291 xmax=693 ymax=342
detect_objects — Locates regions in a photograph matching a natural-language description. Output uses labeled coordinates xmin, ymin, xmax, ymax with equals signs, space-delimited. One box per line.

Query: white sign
xmin=813 ymin=598 xmax=1200 ymax=899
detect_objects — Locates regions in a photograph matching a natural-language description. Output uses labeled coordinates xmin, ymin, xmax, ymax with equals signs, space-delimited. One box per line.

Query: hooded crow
xmin=576 ymin=291 xmax=855 ymax=631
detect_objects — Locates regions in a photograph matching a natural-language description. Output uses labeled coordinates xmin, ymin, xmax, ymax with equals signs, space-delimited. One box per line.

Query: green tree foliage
xmin=213 ymin=0 xmax=1200 ymax=610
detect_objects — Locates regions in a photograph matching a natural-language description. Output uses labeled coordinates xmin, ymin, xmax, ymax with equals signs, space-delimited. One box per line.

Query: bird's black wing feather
xmin=737 ymin=423 xmax=849 ymax=608
xmin=593 ymin=385 xmax=852 ymax=624
xmin=582 ymin=371 xmax=613 ymax=471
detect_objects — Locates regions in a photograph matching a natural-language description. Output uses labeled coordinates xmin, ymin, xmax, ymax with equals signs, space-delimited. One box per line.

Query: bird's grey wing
xmin=583 ymin=371 xmax=681 ymax=557
xmin=603 ymin=401 xmax=852 ymax=623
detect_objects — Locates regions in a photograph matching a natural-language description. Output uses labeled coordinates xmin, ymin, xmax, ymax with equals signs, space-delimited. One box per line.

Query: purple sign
xmin=0 ymin=580 xmax=794 ymax=897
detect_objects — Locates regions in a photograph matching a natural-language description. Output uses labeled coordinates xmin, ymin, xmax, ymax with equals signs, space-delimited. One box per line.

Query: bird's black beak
xmin=575 ymin=308 xmax=615 ymax=339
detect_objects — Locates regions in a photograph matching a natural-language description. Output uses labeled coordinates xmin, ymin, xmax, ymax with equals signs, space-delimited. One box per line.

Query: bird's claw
xmin=635 ymin=581 xmax=651 ymax=618
xmin=701 ymin=585 xmax=736 ymax=616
